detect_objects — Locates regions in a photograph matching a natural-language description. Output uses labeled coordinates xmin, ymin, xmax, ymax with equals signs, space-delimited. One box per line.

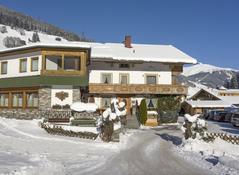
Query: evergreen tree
xmin=230 ymin=76 xmax=238 ymax=89
xmin=139 ymin=99 xmax=147 ymax=125
xmin=32 ymin=32 xmax=40 ymax=42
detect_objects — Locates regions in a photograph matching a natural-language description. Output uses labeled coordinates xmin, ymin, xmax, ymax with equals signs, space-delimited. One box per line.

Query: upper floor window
xmin=101 ymin=73 xmax=112 ymax=84
xmin=19 ymin=59 xmax=27 ymax=73
xmin=119 ymin=63 xmax=129 ymax=68
xmin=1 ymin=61 xmax=8 ymax=75
xmin=64 ymin=56 xmax=81 ymax=71
xmin=31 ymin=57 xmax=39 ymax=72
xmin=120 ymin=74 xmax=129 ymax=84
xmin=146 ymin=75 xmax=157 ymax=84
xmin=45 ymin=55 xmax=62 ymax=70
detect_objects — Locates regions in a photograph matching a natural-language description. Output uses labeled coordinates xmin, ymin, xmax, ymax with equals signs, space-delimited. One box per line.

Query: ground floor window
xmin=0 ymin=90 xmax=38 ymax=109
xmin=102 ymin=98 xmax=111 ymax=108
xmin=0 ymin=93 xmax=9 ymax=107
xmin=27 ymin=92 xmax=39 ymax=107
xmin=12 ymin=93 xmax=23 ymax=107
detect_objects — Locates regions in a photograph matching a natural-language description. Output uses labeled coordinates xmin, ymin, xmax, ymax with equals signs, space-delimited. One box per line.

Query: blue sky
xmin=0 ymin=0 xmax=239 ymax=68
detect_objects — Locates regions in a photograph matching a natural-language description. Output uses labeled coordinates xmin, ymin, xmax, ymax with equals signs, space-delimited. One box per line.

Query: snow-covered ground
xmin=0 ymin=117 xmax=239 ymax=175
xmin=176 ymin=117 xmax=239 ymax=175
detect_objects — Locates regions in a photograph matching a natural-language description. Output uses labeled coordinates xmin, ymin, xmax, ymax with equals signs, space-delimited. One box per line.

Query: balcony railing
xmin=89 ymin=83 xmax=188 ymax=95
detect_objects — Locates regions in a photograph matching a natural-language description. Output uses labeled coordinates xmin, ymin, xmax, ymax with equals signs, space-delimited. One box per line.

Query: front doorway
xmin=118 ymin=97 xmax=132 ymax=116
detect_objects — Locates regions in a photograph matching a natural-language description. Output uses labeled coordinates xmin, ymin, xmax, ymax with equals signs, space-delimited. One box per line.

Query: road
xmin=92 ymin=126 xmax=213 ymax=175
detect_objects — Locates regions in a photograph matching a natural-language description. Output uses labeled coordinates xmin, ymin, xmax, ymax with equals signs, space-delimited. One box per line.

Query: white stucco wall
xmin=89 ymin=61 xmax=173 ymax=85
xmin=51 ymin=85 xmax=73 ymax=106
xmin=0 ymin=51 xmax=42 ymax=78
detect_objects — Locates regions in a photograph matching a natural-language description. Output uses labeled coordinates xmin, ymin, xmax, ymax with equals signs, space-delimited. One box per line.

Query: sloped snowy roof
xmin=185 ymin=100 xmax=232 ymax=108
xmin=90 ymin=43 xmax=197 ymax=64
xmin=0 ymin=43 xmax=91 ymax=55
xmin=0 ymin=42 xmax=197 ymax=64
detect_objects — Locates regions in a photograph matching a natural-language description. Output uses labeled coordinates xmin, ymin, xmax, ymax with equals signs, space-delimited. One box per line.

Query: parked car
xmin=213 ymin=111 xmax=227 ymax=122
xmin=207 ymin=110 xmax=224 ymax=120
xmin=231 ymin=112 xmax=239 ymax=127
xmin=224 ymin=112 xmax=233 ymax=122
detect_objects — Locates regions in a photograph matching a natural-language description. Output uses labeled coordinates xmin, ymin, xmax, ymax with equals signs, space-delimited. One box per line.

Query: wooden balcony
xmin=89 ymin=83 xmax=188 ymax=95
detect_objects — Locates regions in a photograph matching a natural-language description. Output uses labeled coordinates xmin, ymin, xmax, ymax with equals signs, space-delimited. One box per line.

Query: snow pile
xmin=183 ymin=63 xmax=238 ymax=77
xmin=70 ymin=102 xmax=98 ymax=112
xmin=181 ymin=137 xmax=239 ymax=158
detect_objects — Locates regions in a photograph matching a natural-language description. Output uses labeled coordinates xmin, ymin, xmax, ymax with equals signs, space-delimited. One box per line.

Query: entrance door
xmin=118 ymin=97 xmax=131 ymax=116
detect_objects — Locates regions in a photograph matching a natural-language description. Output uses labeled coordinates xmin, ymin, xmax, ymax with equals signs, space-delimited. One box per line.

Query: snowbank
xmin=70 ymin=102 xmax=98 ymax=112
xmin=181 ymin=137 xmax=239 ymax=158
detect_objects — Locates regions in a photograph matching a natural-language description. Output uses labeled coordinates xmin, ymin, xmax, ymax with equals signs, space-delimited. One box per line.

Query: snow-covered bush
xmin=31 ymin=32 xmax=40 ymax=42
xmin=96 ymin=98 xmax=127 ymax=142
xmin=3 ymin=36 xmax=26 ymax=48
xmin=17 ymin=28 xmax=25 ymax=35
xmin=0 ymin=26 xmax=7 ymax=33
xmin=182 ymin=114 xmax=207 ymax=140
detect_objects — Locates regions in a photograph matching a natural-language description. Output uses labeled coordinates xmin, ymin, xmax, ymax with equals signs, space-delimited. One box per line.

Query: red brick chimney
xmin=124 ymin=35 xmax=132 ymax=48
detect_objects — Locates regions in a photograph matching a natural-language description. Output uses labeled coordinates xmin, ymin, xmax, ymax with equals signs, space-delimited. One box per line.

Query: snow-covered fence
xmin=206 ymin=133 xmax=239 ymax=145
xmin=40 ymin=122 xmax=98 ymax=140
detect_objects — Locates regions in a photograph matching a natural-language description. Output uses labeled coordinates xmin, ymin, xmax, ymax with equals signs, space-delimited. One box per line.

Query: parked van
xmin=231 ymin=112 xmax=239 ymax=127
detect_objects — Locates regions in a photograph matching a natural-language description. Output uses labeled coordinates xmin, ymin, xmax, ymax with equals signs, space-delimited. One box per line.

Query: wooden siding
xmin=89 ymin=83 xmax=188 ymax=95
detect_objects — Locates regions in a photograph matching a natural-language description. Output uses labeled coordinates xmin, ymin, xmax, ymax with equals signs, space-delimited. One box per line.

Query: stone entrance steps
xmin=126 ymin=115 xmax=140 ymax=129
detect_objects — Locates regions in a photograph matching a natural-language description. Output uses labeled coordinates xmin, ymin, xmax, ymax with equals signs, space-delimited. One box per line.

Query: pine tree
xmin=32 ymin=32 xmax=40 ymax=42
xmin=139 ymin=99 xmax=147 ymax=125
xmin=230 ymin=76 xmax=238 ymax=89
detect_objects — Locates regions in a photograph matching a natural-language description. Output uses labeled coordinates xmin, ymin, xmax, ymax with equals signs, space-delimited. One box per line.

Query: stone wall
xmin=0 ymin=109 xmax=39 ymax=120
xmin=39 ymin=87 xmax=51 ymax=110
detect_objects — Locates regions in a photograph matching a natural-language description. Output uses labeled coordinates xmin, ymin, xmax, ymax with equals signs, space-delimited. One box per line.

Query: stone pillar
xmin=39 ymin=87 xmax=51 ymax=110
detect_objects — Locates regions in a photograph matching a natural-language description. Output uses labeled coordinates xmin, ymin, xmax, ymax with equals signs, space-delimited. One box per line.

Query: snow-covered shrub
xmin=3 ymin=36 xmax=26 ymax=48
xmin=139 ymin=99 xmax=147 ymax=125
xmin=0 ymin=26 xmax=7 ymax=33
xmin=96 ymin=98 xmax=127 ymax=142
xmin=182 ymin=114 xmax=207 ymax=140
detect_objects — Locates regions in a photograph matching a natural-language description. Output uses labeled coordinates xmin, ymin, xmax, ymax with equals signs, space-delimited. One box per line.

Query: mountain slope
xmin=180 ymin=63 xmax=238 ymax=88
xmin=0 ymin=5 xmax=90 ymax=42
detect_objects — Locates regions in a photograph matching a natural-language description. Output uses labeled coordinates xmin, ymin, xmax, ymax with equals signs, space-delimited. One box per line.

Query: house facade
xmin=88 ymin=36 xmax=197 ymax=115
xmin=0 ymin=44 xmax=90 ymax=118
xmin=0 ymin=37 xmax=197 ymax=118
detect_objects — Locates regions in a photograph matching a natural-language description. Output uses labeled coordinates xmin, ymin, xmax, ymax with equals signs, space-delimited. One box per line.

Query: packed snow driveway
xmin=93 ymin=126 xmax=212 ymax=175
xmin=0 ymin=118 xmax=212 ymax=175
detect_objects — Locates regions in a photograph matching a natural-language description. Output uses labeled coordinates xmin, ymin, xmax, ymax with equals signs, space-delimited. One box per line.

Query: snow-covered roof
xmin=0 ymin=41 xmax=197 ymax=64
xmin=89 ymin=43 xmax=197 ymax=64
xmin=0 ymin=42 xmax=91 ymax=55
xmin=185 ymin=100 xmax=232 ymax=108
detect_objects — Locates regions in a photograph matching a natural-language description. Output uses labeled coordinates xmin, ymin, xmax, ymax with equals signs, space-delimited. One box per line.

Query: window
xmin=64 ymin=56 xmax=81 ymax=71
xmin=102 ymin=98 xmax=111 ymax=108
xmin=19 ymin=59 xmax=27 ymax=73
xmin=31 ymin=57 xmax=39 ymax=72
xmin=146 ymin=75 xmax=157 ymax=84
xmin=12 ymin=93 xmax=23 ymax=107
xmin=101 ymin=73 xmax=112 ymax=84
xmin=45 ymin=55 xmax=62 ymax=70
xmin=0 ymin=93 xmax=9 ymax=107
xmin=1 ymin=62 xmax=7 ymax=74
xmin=120 ymin=74 xmax=129 ymax=84
xmin=26 ymin=92 xmax=38 ymax=107
xmin=119 ymin=63 xmax=129 ymax=68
